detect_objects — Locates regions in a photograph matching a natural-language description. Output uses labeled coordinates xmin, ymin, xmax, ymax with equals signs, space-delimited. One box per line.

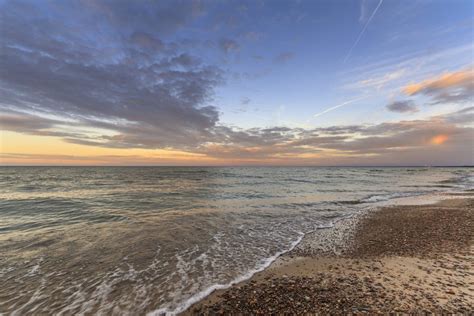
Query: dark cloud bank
xmin=1 ymin=0 xmax=473 ymax=165
xmin=1 ymin=0 xmax=221 ymax=148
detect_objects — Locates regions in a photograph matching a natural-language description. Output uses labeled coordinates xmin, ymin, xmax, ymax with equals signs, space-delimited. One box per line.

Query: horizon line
xmin=1 ymin=165 xmax=472 ymax=168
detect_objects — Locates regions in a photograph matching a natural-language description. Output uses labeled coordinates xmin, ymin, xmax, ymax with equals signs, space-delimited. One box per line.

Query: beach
xmin=187 ymin=196 xmax=474 ymax=314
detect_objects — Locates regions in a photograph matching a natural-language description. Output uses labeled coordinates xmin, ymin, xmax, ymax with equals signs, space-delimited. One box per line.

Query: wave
xmin=360 ymin=192 xmax=422 ymax=203
xmin=148 ymin=215 xmax=346 ymax=316
xmin=149 ymin=232 xmax=306 ymax=316
xmin=336 ymin=200 xmax=362 ymax=205
xmin=284 ymin=178 xmax=321 ymax=184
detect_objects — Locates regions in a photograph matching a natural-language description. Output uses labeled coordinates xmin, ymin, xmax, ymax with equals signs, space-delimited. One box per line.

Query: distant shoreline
xmin=186 ymin=194 xmax=473 ymax=314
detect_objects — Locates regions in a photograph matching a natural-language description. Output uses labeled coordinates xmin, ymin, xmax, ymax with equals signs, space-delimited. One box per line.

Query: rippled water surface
xmin=0 ymin=167 xmax=472 ymax=314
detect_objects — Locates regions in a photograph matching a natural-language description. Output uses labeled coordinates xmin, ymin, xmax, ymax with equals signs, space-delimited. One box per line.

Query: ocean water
xmin=0 ymin=167 xmax=472 ymax=314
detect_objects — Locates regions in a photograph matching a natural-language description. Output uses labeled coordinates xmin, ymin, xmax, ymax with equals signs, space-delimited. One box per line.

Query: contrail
xmin=343 ymin=0 xmax=383 ymax=63
xmin=313 ymin=96 xmax=368 ymax=118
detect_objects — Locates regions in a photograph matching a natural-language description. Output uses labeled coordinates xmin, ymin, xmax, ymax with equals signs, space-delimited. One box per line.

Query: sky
xmin=0 ymin=0 xmax=473 ymax=166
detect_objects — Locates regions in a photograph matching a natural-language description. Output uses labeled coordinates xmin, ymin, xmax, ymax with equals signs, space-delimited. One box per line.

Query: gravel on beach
xmin=187 ymin=197 xmax=474 ymax=315
xmin=348 ymin=198 xmax=473 ymax=258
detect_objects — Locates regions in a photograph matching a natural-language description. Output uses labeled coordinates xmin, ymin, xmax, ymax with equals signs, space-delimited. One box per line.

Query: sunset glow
xmin=430 ymin=134 xmax=449 ymax=146
xmin=0 ymin=0 xmax=473 ymax=166
xmin=1 ymin=2 xmax=473 ymax=314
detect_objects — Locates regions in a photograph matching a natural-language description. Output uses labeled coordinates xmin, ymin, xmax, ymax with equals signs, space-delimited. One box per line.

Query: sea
xmin=0 ymin=166 xmax=472 ymax=314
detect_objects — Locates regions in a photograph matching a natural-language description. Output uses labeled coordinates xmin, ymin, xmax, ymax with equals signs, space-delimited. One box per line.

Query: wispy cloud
xmin=313 ymin=96 xmax=368 ymax=118
xmin=274 ymin=52 xmax=295 ymax=64
xmin=344 ymin=0 xmax=383 ymax=63
xmin=386 ymin=100 xmax=419 ymax=113
xmin=353 ymin=68 xmax=407 ymax=90
xmin=403 ymin=68 xmax=474 ymax=104
xmin=219 ymin=38 xmax=240 ymax=53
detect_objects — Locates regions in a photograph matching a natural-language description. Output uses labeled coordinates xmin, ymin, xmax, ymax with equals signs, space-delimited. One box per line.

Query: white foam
xmin=148 ymin=232 xmax=305 ymax=316
xmin=373 ymin=192 xmax=457 ymax=207
xmin=25 ymin=257 xmax=43 ymax=277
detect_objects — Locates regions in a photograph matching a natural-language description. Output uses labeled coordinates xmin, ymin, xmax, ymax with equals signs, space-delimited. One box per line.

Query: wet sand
xmin=186 ymin=197 xmax=474 ymax=314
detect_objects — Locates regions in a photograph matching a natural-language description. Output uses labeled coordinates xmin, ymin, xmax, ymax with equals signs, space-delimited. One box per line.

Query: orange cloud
xmin=403 ymin=69 xmax=474 ymax=95
xmin=430 ymin=134 xmax=449 ymax=145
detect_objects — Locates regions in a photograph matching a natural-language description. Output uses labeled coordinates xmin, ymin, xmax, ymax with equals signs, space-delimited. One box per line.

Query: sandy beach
xmin=187 ymin=196 xmax=474 ymax=314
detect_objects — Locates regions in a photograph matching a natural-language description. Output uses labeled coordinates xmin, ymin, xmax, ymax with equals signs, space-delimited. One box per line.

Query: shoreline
xmin=184 ymin=194 xmax=474 ymax=314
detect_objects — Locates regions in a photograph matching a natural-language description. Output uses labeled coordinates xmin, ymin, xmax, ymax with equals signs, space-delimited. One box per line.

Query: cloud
xmin=403 ymin=68 xmax=474 ymax=104
xmin=191 ymin=108 xmax=473 ymax=166
xmin=342 ymin=44 xmax=474 ymax=102
xmin=241 ymin=97 xmax=251 ymax=105
xmin=386 ymin=100 xmax=419 ymax=113
xmin=323 ymin=123 xmax=460 ymax=153
xmin=353 ymin=69 xmax=407 ymax=90
xmin=0 ymin=112 xmax=59 ymax=132
xmin=430 ymin=134 xmax=448 ymax=145
xmin=218 ymin=38 xmax=240 ymax=54
xmin=171 ymin=53 xmax=200 ymax=67
xmin=274 ymin=52 xmax=295 ymax=63
xmin=439 ymin=106 xmax=474 ymax=125
xmin=83 ymin=0 xmax=204 ymax=35
xmin=0 ymin=0 xmax=224 ymax=149
xmin=204 ymin=108 xmax=473 ymax=159
xmin=130 ymin=32 xmax=164 ymax=50
xmin=2 ymin=107 xmax=473 ymax=165
xmin=6 ymin=94 xmax=463 ymax=162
